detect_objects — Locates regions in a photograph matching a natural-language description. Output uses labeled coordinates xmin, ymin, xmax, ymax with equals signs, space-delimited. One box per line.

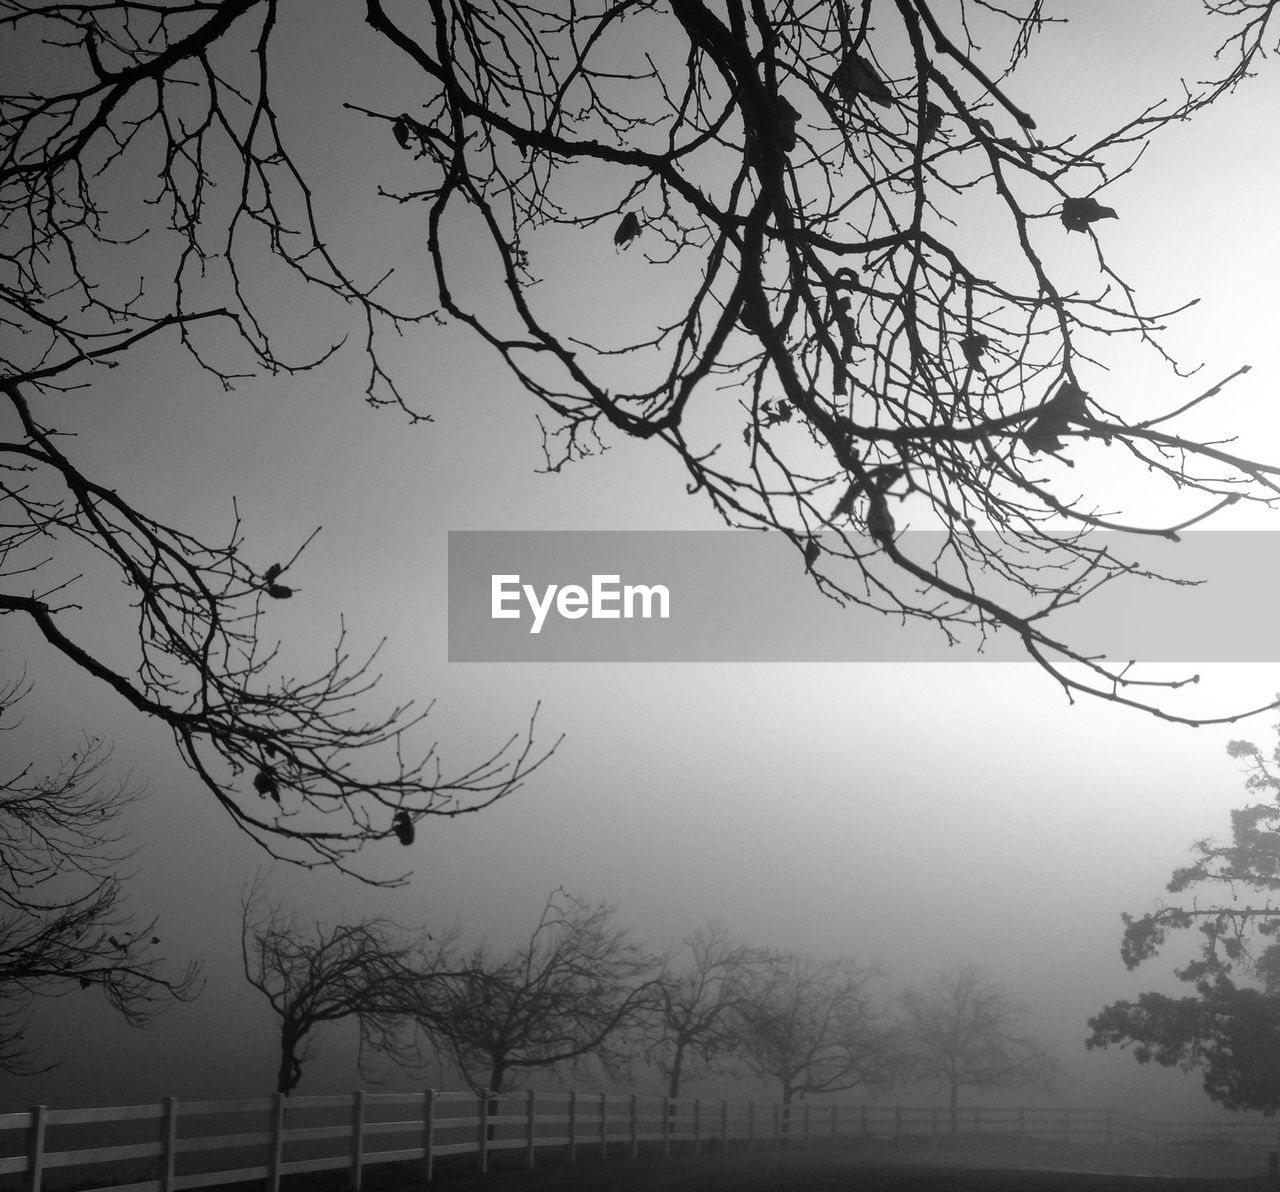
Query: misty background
xmin=4 ymin=0 xmax=1280 ymax=1123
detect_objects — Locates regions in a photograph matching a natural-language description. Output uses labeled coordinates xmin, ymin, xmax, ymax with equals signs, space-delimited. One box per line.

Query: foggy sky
xmin=4 ymin=0 xmax=1280 ymax=1124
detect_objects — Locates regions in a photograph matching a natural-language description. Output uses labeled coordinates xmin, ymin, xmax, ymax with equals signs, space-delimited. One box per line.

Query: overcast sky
xmin=5 ymin=0 xmax=1280 ymax=1121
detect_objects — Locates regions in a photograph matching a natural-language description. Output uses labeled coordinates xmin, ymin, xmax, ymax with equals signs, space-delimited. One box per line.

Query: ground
xmin=341 ymin=1136 xmax=1280 ymax=1192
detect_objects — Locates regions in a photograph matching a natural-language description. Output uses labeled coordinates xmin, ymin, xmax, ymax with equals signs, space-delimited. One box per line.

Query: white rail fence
xmin=3 ymin=1092 xmax=1280 ymax=1192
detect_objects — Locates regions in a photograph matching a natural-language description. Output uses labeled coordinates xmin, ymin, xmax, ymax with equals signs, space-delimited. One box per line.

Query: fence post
xmin=568 ymin=1090 xmax=578 ymax=1165
xmin=422 ymin=1090 xmax=435 ymax=1185
xmin=629 ymin=1094 xmax=639 ymax=1159
xmin=349 ymin=1090 xmax=365 ymax=1192
xmin=25 ymin=1106 xmax=46 ymax=1192
xmin=161 ymin=1097 xmax=178 ymax=1192
xmin=477 ymin=1091 xmax=489 ymax=1174
xmin=525 ymin=1090 xmax=536 ymax=1169
xmin=662 ymin=1096 xmax=671 ymax=1156
xmin=266 ymin=1093 xmax=284 ymax=1192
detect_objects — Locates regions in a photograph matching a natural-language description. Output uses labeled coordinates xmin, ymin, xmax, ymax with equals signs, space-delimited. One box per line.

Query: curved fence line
xmin=3 ymin=1092 xmax=1279 ymax=1192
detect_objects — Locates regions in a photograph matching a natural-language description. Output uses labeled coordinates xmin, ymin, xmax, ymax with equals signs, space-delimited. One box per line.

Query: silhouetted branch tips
xmin=7 ymin=0 xmax=1280 ymax=731
xmin=0 ymin=4 xmax=558 ymax=879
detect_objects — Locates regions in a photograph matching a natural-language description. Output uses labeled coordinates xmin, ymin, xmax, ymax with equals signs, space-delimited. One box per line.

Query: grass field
xmin=20 ymin=1130 xmax=1277 ymax=1192
xmin=341 ymin=1136 xmax=1280 ymax=1192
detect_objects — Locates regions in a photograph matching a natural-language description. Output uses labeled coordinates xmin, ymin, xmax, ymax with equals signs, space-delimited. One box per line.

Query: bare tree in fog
xmin=0 ymin=676 xmax=199 ymax=1074
xmin=898 ymin=964 xmax=1058 ymax=1130
xmin=1 ymin=1 xmax=560 ymax=877
xmin=644 ymin=924 xmax=768 ymax=1100
xmin=415 ymin=889 xmax=657 ymax=1114
xmin=5 ymin=2 xmax=1280 ymax=724
xmin=0 ymin=413 xmax=554 ymax=875
xmin=731 ymin=952 xmax=891 ymax=1132
xmin=1087 ymin=726 xmax=1280 ymax=1113
xmin=240 ymin=879 xmax=435 ymax=1094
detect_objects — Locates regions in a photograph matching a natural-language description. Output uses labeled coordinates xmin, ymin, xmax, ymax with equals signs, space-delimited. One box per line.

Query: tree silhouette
xmin=240 ymin=880 xmax=434 ymax=1094
xmin=0 ymin=0 xmax=561 ymax=875
xmin=731 ymin=951 xmax=891 ymax=1131
xmin=899 ymin=964 xmax=1058 ymax=1130
xmin=354 ymin=0 xmax=1280 ymax=722
xmin=415 ymin=889 xmax=656 ymax=1100
xmin=0 ymin=398 xmax=554 ymax=873
xmin=644 ymin=924 xmax=768 ymax=1100
xmin=1087 ymin=723 xmax=1280 ymax=1112
xmin=4 ymin=0 xmax=1280 ymax=741
xmin=0 ymin=676 xmax=199 ymax=1074
xmin=1088 ymin=979 xmax=1280 ymax=1115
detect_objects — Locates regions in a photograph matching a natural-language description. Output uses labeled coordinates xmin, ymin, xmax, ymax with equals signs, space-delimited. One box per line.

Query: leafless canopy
xmin=899 ymin=964 xmax=1058 ymax=1128
xmin=731 ymin=951 xmax=891 ymax=1112
xmin=0 ymin=0 xmax=560 ymax=877
xmin=4 ymin=0 xmax=1280 ymax=803
xmin=415 ymin=888 xmax=657 ymax=1095
xmin=240 ymin=879 xmax=434 ymax=1093
xmin=352 ymin=0 xmax=1280 ymax=722
xmin=646 ymin=923 xmax=769 ymax=1099
xmin=0 ymin=676 xmax=199 ymax=1074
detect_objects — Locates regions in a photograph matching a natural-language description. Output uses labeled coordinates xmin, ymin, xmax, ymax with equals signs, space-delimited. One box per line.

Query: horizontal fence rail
xmin=4 ymin=1092 xmax=1280 ymax=1192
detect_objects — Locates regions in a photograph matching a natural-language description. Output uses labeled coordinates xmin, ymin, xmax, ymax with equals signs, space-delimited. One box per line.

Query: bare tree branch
xmin=0 ymin=675 xmax=200 ymax=1074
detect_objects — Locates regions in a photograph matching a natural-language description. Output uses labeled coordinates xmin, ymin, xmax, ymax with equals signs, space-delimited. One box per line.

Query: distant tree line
xmin=242 ymin=883 xmax=1057 ymax=1126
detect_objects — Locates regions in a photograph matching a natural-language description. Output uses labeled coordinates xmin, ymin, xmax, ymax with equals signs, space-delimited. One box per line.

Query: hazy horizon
xmin=5 ymin=0 xmax=1280 ymax=1130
